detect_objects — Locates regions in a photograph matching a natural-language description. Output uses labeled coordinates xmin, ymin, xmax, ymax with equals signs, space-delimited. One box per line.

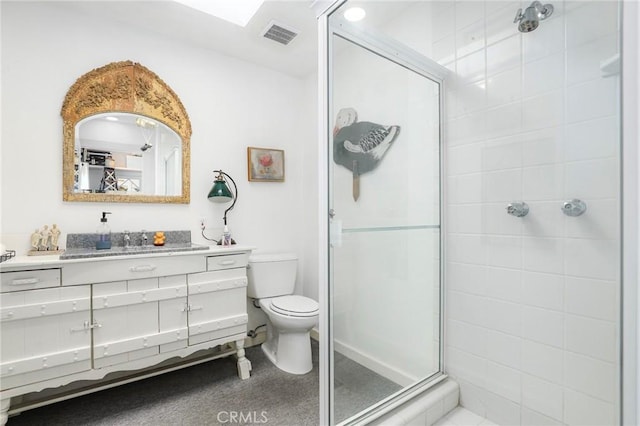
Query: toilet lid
xmin=270 ymin=295 xmax=319 ymax=317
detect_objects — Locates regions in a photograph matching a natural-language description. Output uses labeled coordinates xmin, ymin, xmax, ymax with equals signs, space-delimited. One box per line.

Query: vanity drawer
xmin=1 ymin=269 xmax=61 ymax=293
xmin=62 ymin=255 xmax=206 ymax=286
xmin=207 ymin=253 xmax=249 ymax=271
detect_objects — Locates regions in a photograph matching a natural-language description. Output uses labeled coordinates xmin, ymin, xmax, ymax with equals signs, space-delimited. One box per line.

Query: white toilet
xmin=247 ymin=252 xmax=319 ymax=375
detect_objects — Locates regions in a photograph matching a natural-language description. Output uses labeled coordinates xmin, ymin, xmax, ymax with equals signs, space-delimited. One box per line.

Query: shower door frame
xmin=318 ymin=1 xmax=450 ymax=424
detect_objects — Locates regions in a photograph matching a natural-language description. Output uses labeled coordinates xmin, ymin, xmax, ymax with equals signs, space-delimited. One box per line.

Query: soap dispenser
xmin=96 ymin=211 xmax=112 ymax=250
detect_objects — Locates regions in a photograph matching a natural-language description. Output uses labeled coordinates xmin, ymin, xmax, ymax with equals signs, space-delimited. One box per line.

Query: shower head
xmin=514 ymin=1 xmax=554 ymax=33
xmin=140 ymin=143 xmax=153 ymax=152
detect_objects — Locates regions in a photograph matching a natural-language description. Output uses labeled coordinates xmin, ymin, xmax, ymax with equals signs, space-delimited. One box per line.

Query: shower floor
xmin=334 ymin=350 xmax=403 ymax=423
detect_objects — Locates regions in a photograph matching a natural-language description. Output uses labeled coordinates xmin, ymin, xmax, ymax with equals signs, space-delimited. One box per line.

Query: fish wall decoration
xmin=333 ymin=107 xmax=401 ymax=201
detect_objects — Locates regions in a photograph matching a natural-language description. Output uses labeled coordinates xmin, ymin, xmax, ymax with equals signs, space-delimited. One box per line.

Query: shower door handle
xmin=329 ymin=209 xmax=342 ymax=248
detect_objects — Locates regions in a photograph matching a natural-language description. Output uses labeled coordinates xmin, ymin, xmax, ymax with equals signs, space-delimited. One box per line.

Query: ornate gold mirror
xmin=62 ymin=61 xmax=191 ymax=203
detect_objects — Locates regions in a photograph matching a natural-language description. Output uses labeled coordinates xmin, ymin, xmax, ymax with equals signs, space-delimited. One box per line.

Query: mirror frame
xmin=61 ymin=60 xmax=191 ymax=203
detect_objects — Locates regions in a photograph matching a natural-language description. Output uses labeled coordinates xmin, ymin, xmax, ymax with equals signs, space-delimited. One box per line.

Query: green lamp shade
xmin=208 ymin=179 xmax=233 ymax=203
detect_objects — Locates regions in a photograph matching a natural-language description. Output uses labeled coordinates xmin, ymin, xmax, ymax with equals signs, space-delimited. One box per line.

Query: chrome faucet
xmin=123 ymin=230 xmax=131 ymax=247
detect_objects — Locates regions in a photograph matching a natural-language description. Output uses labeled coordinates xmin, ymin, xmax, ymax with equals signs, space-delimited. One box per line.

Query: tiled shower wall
xmin=439 ymin=1 xmax=620 ymax=424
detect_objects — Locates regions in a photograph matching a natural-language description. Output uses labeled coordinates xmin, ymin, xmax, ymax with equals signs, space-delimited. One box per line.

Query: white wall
xmin=439 ymin=1 xmax=621 ymax=424
xmin=301 ymin=71 xmax=320 ymax=302
xmin=0 ymin=2 xmax=318 ymax=334
xmin=0 ymin=2 xmax=311 ymax=267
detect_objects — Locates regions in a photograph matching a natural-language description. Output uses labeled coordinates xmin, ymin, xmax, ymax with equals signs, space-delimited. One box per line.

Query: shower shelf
xmin=342 ymin=224 xmax=440 ymax=233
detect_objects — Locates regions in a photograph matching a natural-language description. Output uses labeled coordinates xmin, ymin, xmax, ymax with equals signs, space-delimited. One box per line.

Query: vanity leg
xmin=0 ymin=398 xmax=9 ymax=425
xmin=235 ymin=339 xmax=252 ymax=380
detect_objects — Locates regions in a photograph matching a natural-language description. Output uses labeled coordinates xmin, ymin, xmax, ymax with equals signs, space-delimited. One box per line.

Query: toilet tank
xmin=247 ymin=252 xmax=298 ymax=299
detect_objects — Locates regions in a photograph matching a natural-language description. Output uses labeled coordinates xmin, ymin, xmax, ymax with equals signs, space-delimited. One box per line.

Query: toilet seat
xmin=269 ymin=295 xmax=319 ymax=317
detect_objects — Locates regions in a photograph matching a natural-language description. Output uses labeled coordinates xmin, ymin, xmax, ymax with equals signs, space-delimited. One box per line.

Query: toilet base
xmin=261 ymin=330 xmax=313 ymax=375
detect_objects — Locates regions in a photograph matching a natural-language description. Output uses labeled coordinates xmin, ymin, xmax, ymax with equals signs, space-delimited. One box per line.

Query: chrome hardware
xmin=123 ymin=230 xmax=131 ymax=247
xmin=129 ymin=265 xmax=157 ymax=272
xmin=181 ymin=304 xmax=204 ymax=312
xmin=10 ymin=278 xmax=39 ymax=286
xmin=329 ymin=209 xmax=336 ymax=219
xmin=141 ymin=230 xmax=148 ymax=246
xmin=506 ymin=202 xmax=529 ymax=217
xmin=562 ymin=199 xmax=586 ymax=217
xmin=70 ymin=320 xmax=102 ymax=332
xmin=514 ymin=1 xmax=554 ymax=33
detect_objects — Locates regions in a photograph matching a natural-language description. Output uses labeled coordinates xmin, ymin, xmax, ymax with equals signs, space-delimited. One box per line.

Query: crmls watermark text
xmin=217 ymin=411 xmax=269 ymax=424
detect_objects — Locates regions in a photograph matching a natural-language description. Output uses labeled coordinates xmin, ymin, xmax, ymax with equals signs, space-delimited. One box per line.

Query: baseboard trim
xmin=333 ymin=338 xmax=416 ymax=387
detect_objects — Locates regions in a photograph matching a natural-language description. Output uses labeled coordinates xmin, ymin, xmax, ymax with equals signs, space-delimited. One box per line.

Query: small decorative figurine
xmin=50 ymin=224 xmax=61 ymax=250
xmin=153 ymin=231 xmax=166 ymax=246
xmin=28 ymin=224 xmax=64 ymax=256
xmin=30 ymin=229 xmax=41 ymax=251
xmin=39 ymin=225 xmax=50 ymax=250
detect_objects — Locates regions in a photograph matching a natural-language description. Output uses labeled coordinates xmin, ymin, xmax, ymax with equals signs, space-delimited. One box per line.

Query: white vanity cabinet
xmin=91 ymin=275 xmax=189 ymax=368
xmin=187 ymin=253 xmax=250 ymax=346
xmin=61 ymin=255 xmax=204 ymax=370
xmin=1 ymin=270 xmax=92 ymax=390
xmin=0 ymin=247 xmax=252 ymax=425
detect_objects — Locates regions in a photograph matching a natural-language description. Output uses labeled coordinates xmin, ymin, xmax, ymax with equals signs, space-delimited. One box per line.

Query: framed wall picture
xmin=247 ymin=147 xmax=285 ymax=182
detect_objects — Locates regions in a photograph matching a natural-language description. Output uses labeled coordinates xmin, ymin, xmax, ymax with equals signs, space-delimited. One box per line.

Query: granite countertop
xmin=0 ymin=229 xmax=255 ymax=271
xmin=0 ymin=245 xmax=255 ymax=271
xmin=59 ymin=243 xmax=209 ymax=260
xmin=60 ymin=230 xmax=210 ymax=259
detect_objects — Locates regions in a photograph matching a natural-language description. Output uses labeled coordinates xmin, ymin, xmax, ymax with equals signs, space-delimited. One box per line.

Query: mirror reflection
xmin=74 ymin=113 xmax=182 ymax=196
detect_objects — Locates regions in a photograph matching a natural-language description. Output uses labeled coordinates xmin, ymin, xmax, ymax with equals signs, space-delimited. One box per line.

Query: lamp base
xmin=216 ymin=238 xmax=237 ymax=246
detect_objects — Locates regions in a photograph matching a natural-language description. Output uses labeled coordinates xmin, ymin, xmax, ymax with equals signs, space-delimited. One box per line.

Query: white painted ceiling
xmin=60 ymin=1 xmax=420 ymax=79
xmin=64 ymin=0 xmax=321 ymax=78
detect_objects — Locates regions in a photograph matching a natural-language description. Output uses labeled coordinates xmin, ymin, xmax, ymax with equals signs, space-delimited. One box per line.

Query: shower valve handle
xmin=506 ymin=202 xmax=530 ymax=218
xmin=562 ymin=199 xmax=587 ymax=217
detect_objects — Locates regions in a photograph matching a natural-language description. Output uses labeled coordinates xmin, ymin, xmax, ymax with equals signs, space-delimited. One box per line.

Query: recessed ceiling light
xmin=343 ymin=7 xmax=366 ymax=22
xmin=173 ymin=0 xmax=265 ymax=27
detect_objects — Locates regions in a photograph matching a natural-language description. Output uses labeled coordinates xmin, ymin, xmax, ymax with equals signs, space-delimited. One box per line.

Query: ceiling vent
xmin=261 ymin=20 xmax=299 ymax=46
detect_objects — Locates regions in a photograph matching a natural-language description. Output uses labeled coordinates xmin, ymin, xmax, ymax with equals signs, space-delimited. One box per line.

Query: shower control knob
xmin=506 ymin=202 xmax=529 ymax=217
xmin=562 ymin=199 xmax=586 ymax=217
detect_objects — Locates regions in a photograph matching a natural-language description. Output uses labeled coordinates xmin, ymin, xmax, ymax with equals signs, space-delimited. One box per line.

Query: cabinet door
xmin=187 ymin=268 xmax=248 ymax=346
xmin=92 ymin=275 xmax=188 ymax=368
xmin=0 ymin=286 xmax=91 ymax=390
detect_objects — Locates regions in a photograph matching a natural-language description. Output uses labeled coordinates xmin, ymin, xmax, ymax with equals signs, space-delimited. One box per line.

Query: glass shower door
xmin=328 ymin=19 xmax=443 ymax=424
